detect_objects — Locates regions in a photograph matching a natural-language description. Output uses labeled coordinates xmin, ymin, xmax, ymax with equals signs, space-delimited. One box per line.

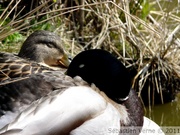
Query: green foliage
xmin=0 ymin=2 xmax=63 ymax=52
xmin=0 ymin=32 xmax=24 ymax=53
xmin=119 ymin=0 xmax=148 ymax=22
xmin=2 ymin=32 xmax=23 ymax=44
xmin=29 ymin=15 xmax=62 ymax=32
xmin=141 ymin=0 xmax=153 ymax=20
xmin=129 ymin=0 xmax=143 ymax=16
xmin=31 ymin=20 xmax=53 ymax=31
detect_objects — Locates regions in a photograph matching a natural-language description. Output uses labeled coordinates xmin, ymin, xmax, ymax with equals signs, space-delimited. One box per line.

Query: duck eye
xmin=79 ymin=64 xmax=85 ymax=68
xmin=46 ymin=43 xmax=54 ymax=48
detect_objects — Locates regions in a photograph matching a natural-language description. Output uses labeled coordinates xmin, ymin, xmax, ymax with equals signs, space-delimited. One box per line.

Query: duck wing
xmin=0 ymin=86 xmax=129 ymax=135
xmin=0 ymin=70 xmax=83 ymax=129
xmin=0 ymin=52 xmax=53 ymax=85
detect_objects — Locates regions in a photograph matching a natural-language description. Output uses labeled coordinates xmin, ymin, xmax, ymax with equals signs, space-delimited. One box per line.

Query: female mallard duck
xmin=0 ymin=30 xmax=70 ymax=83
xmin=0 ymin=30 xmax=70 ymax=82
xmin=0 ymin=49 xmax=164 ymax=135
xmin=18 ymin=30 xmax=70 ymax=69
xmin=0 ymin=30 xmax=70 ymax=127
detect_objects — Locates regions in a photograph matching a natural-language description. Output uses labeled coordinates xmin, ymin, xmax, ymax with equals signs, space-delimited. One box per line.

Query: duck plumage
xmin=66 ymin=49 xmax=131 ymax=102
xmin=18 ymin=30 xmax=70 ymax=68
xmin=0 ymin=65 xmax=74 ymax=128
xmin=0 ymin=52 xmax=51 ymax=84
xmin=0 ymin=46 xmax=164 ymax=135
xmin=0 ymin=85 xmax=129 ymax=135
xmin=0 ymin=50 xmax=143 ymax=134
xmin=0 ymin=30 xmax=70 ymax=83
xmin=0 ymin=30 xmax=70 ymax=128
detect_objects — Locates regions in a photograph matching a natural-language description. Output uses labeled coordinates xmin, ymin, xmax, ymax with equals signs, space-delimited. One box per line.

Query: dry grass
xmin=0 ymin=0 xmax=180 ymax=106
xmin=60 ymin=0 xmax=180 ymax=106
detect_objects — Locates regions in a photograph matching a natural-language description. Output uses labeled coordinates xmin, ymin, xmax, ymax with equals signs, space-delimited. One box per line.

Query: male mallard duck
xmin=0 ymin=30 xmax=70 ymax=127
xmin=0 ymin=49 xmax=164 ymax=135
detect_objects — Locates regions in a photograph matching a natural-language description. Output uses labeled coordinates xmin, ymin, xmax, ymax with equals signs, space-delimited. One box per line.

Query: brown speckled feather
xmin=0 ymin=53 xmax=70 ymax=128
xmin=0 ymin=69 xmax=87 ymax=128
xmin=0 ymin=30 xmax=71 ymax=129
xmin=0 ymin=52 xmax=55 ymax=85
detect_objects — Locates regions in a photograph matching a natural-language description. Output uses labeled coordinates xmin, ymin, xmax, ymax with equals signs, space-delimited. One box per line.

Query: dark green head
xmin=67 ymin=49 xmax=131 ymax=103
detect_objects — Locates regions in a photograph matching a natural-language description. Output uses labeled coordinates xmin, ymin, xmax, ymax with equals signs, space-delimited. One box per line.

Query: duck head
xmin=67 ymin=49 xmax=131 ymax=103
xmin=18 ymin=30 xmax=70 ymax=68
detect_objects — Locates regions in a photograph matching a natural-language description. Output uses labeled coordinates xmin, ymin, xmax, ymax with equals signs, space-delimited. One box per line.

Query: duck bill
xmin=58 ymin=54 xmax=70 ymax=68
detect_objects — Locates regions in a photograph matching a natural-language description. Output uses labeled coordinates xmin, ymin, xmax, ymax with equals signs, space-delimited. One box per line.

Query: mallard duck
xmin=0 ymin=30 xmax=70 ymax=127
xmin=18 ymin=30 xmax=70 ymax=69
xmin=0 ymin=30 xmax=70 ymax=82
xmin=66 ymin=49 xmax=131 ymax=102
xmin=0 ymin=49 xmax=164 ymax=135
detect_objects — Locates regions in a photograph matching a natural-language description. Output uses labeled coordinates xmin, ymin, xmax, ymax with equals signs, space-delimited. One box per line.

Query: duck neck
xmin=121 ymin=88 xmax=144 ymax=134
